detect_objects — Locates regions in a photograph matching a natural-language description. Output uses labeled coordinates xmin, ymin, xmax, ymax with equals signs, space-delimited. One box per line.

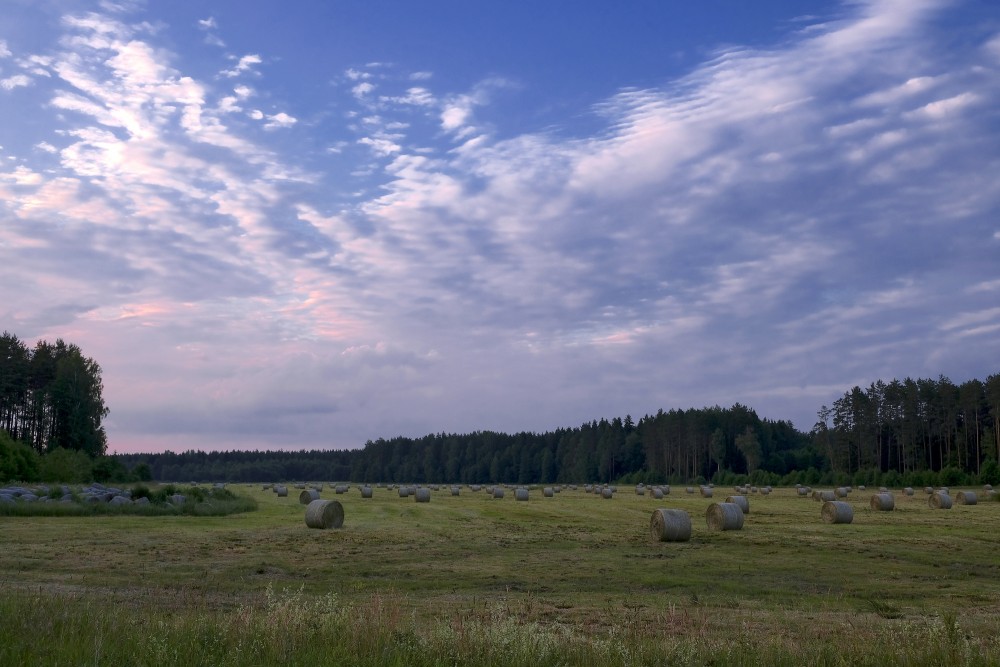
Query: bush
xmin=937 ymin=466 xmax=967 ymax=487
xmin=0 ymin=431 xmax=40 ymax=483
xmin=979 ymin=459 xmax=999 ymax=486
xmin=40 ymin=447 xmax=93 ymax=483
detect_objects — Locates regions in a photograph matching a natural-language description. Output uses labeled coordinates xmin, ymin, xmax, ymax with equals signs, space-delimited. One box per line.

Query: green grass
xmin=0 ymin=484 xmax=256 ymax=517
xmin=1 ymin=485 xmax=998 ymax=665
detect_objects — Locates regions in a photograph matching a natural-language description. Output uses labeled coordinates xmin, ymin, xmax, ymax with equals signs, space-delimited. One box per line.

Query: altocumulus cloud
xmin=0 ymin=0 xmax=997 ymax=452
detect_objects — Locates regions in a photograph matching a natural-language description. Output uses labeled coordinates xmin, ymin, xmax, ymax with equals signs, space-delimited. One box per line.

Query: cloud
xmin=352 ymin=81 xmax=375 ymax=98
xmin=1 ymin=74 xmax=31 ymax=90
xmin=221 ymin=53 xmax=261 ymax=78
xmin=197 ymin=17 xmax=217 ymax=30
xmin=263 ymin=112 xmax=297 ymax=129
xmin=0 ymin=40 xmax=11 ymax=58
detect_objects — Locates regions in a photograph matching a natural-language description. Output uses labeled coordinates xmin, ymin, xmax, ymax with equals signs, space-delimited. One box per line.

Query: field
xmin=1 ymin=484 xmax=998 ymax=666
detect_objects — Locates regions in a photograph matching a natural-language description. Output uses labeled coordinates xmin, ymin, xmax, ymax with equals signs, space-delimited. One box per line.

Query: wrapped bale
xmin=493 ymin=487 xmax=505 ymax=499
xmin=929 ymin=492 xmax=953 ymax=509
xmin=870 ymin=492 xmax=894 ymax=511
xmin=652 ymin=488 xmax=664 ymax=500
xmin=451 ymin=486 xmax=461 ymax=496
xmin=725 ymin=495 xmax=749 ymax=514
xmin=414 ymin=488 xmax=431 ymax=503
xmin=275 ymin=485 xmax=288 ymax=497
xmin=515 ymin=488 xmax=529 ymax=501
xmin=903 ymin=487 xmax=914 ymax=496
xmin=699 ymin=486 xmax=713 ymax=498
xmin=650 ymin=508 xmax=692 ymax=542
xmin=814 ymin=490 xmax=836 ymax=502
xmin=835 ymin=487 xmax=849 ymax=498
xmin=685 ymin=486 xmax=695 ymax=494
xmin=924 ymin=486 xmax=934 ymax=494
xmin=109 ymin=495 xmax=132 ymax=506
xmin=543 ymin=487 xmax=554 ymax=497
xmin=601 ymin=487 xmax=613 ymax=499
xmin=635 ymin=486 xmax=645 ymax=496
xmin=955 ymin=491 xmax=977 ymax=506
xmin=304 ymin=499 xmax=344 ymax=529
xmin=300 ymin=489 xmax=321 ymax=504
xmin=821 ymin=500 xmax=854 ymax=524
xmin=360 ymin=486 xmax=373 ymax=499
xmin=706 ymin=502 xmax=744 ymax=531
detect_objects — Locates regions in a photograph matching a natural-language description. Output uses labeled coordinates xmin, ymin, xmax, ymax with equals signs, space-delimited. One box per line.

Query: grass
xmin=0 ymin=484 xmax=257 ymax=517
xmin=1 ymin=484 xmax=998 ymax=665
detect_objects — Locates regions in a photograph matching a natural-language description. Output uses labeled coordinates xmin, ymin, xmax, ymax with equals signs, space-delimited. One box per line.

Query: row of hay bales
xmin=650 ymin=496 xmax=752 ymax=541
xmin=0 ymin=483 xmax=184 ymax=507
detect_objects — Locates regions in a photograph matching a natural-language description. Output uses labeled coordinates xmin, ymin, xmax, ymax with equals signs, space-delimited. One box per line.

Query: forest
xmin=2 ymin=330 xmax=999 ymax=486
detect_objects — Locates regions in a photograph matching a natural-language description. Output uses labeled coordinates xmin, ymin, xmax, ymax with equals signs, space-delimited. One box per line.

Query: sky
xmin=1 ymin=0 xmax=999 ymax=454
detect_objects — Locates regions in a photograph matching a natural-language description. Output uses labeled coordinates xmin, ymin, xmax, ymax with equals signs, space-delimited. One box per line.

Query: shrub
xmin=40 ymin=447 xmax=93 ymax=483
xmin=0 ymin=431 xmax=40 ymax=483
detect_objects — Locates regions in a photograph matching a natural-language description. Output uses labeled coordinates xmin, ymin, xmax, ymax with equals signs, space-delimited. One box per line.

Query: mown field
xmin=1 ymin=484 xmax=998 ymax=666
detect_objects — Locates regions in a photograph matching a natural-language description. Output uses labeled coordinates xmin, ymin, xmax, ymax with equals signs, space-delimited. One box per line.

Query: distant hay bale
xmin=797 ymin=487 xmax=811 ymax=497
xmin=262 ymin=484 xmax=272 ymax=491
xmin=451 ymin=486 xmax=460 ymax=496
xmin=109 ymin=495 xmax=132 ymax=506
xmin=725 ymin=495 xmax=749 ymax=514
xmin=584 ymin=485 xmax=593 ymax=493
xmin=929 ymin=492 xmax=953 ymax=509
xmin=543 ymin=487 xmax=554 ymax=497
xmin=685 ymin=486 xmax=694 ymax=494
xmin=955 ymin=491 xmax=977 ymax=506
xmin=699 ymin=486 xmax=713 ymax=498
xmin=295 ymin=483 xmax=306 ymax=490
xmin=878 ymin=486 xmax=888 ymax=493
xmin=903 ymin=487 xmax=914 ymax=496
xmin=305 ymin=499 xmax=344 ymax=529
xmin=335 ymin=485 xmax=348 ymax=494
xmin=414 ymin=488 xmax=431 ymax=503
xmin=635 ymin=486 xmax=645 ymax=496
xmin=662 ymin=485 xmax=670 ymax=495
xmin=650 ymin=508 xmax=692 ymax=542
xmin=984 ymin=484 xmax=993 ymax=491
xmin=398 ymin=486 xmax=411 ymax=498
xmin=939 ymin=487 xmax=949 ymax=494
xmin=299 ymin=489 xmax=321 ymax=505
xmin=924 ymin=486 xmax=934 ymax=495
xmin=761 ymin=487 xmax=772 ymax=496
xmin=870 ymin=492 xmax=894 ymax=511
xmin=601 ymin=488 xmax=613 ymax=499
xmin=858 ymin=485 xmax=866 ymax=491
xmin=835 ymin=487 xmax=849 ymax=498
xmin=493 ymin=487 xmax=505 ymax=499
xmin=275 ymin=485 xmax=288 ymax=497
xmin=515 ymin=488 xmax=529 ymax=501
xmin=814 ymin=490 xmax=836 ymax=502
xmin=706 ymin=502 xmax=744 ymax=531
xmin=821 ymin=500 xmax=854 ymax=524
xmin=360 ymin=486 xmax=373 ymax=499
xmin=652 ymin=488 xmax=664 ymax=500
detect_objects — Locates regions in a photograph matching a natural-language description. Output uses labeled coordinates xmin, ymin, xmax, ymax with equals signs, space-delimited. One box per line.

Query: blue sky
xmin=1 ymin=0 xmax=998 ymax=453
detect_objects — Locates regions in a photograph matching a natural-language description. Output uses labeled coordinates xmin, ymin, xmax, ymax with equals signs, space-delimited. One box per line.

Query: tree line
xmin=0 ymin=332 xmax=109 ymax=457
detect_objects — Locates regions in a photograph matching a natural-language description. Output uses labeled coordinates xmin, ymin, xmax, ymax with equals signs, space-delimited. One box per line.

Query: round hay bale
xmin=814 ymin=490 xmax=836 ymax=502
xmin=955 ymin=491 xmax=977 ymax=506
xmin=543 ymin=487 xmax=554 ymax=497
xmin=821 ymin=500 xmax=854 ymax=524
xmin=699 ymin=486 xmax=713 ymax=498
xmin=515 ymin=488 xmax=529 ymax=501
xmin=635 ymin=486 xmax=645 ymax=496
xmin=398 ymin=486 xmax=410 ymax=498
xmin=650 ymin=508 xmax=692 ymax=542
xmin=335 ymin=484 xmax=349 ymax=494
xmin=262 ymin=484 xmax=272 ymax=490
xmin=299 ymin=489 xmax=321 ymax=505
xmin=835 ymin=487 xmax=849 ymax=498
xmin=652 ymin=488 xmax=664 ymax=500
xmin=662 ymin=485 xmax=670 ymax=495
xmin=601 ymin=487 xmax=613 ymax=499
xmin=939 ymin=486 xmax=949 ymax=494
xmin=275 ymin=485 xmax=288 ymax=497
xmin=924 ymin=486 xmax=934 ymax=494
xmin=797 ymin=487 xmax=810 ymax=497
xmin=725 ymin=495 xmax=749 ymax=514
xmin=878 ymin=486 xmax=888 ymax=493
xmin=903 ymin=487 xmax=914 ymax=496
xmin=685 ymin=486 xmax=694 ymax=494
xmin=858 ymin=485 xmax=866 ymax=491
xmin=414 ymin=488 xmax=431 ymax=503
xmin=451 ymin=486 xmax=460 ymax=496
xmin=706 ymin=502 xmax=744 ymax=531
xmin=109 ymin=495 xmax=132 ymax=506
xmin=295 ymin=483 xmax=306 ymax=490
xmin=360 ymin=486 xmax=373 ymax=499
xmin=493 ymin=487 xmax=505 ymax=499
xmin=984 ymin=484 xmax=993 ymax=491
xmin=929 ymin=491 xmax=953 ymax=509
xmin=870 ymin=492 xmax=894 ymax=511
xmin=304 ymin=499 xmax=344 ymax=529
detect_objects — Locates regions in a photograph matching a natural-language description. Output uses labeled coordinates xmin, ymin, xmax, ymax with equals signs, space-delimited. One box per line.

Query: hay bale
xmin=725 ymin=495 xmax=749 ymax=514
xmin=706 ymin=502 xmax=744 ymax=531
xmin=821 ymin=500 xmax=854 ymax=524
xmin=109 ymin=495 xmax=132 ymax=506
xmin=295 ymin=483 xmax=306 ymax=490
xmin=984 ymin=484 xmax=993 ymax=491
xmin=493 ymin=487 xmax=505 ymax=499
xmin=858 ymin=485 xmax=866 ymax=491
xmin=903 ymin=487 xmax=914 ymax=496
xmin=635 ymin=486 xmax=645 ymax=496
xmin=955 ymin=491 xmax=977 ymax=506
xmin=275 ymin=485 xmax=288 ymax=497
xmin=450 ymin=486 xmax=460 ymax=496
xmin=685 ymin=486 xmax=694 ymax=494
xmin=601 ymin=487 xmax=613 ymax=499
xmin=814 ymin=490 xmax=836 ymax=502
xmin=835 ymin=487 xmax=849 ymax=498
xmin=398 ymin=486 xmax=410 ymax=498
xmin=304 ymin=499 xmax=344 ymax=529
xmin=515 ymin=488 xmax=529 ymax=501
xmin=699 ymin=486 xmax=713 ymax=498
xmin=299 ymin=489 xmax=321 ymax=504
xmin=878 ymin=486 xmax=888 ymax=493
xmin=414 ymin=488 xmax=431 ymax=503
xmin=543 ymin=487 xmax=554 ymax=497
xmin=870 ymin=492 xmax=894 ymax=511
xmin=335 ymin=484 xmax=349 ymax=494
xmin=797 ymin=487 xmax=811 ymax=497
xmin=650 ymin=508 xmax=692 ymax=542
xmin=924 ymin=486 xmax=934 ymax=494
xmin=652 ymin=488 xmax=664 ymax=500
xmin=929 ymin=492 xmax=953 ymax=509
xmin=360 ymin=486 xmax=373 ymax=499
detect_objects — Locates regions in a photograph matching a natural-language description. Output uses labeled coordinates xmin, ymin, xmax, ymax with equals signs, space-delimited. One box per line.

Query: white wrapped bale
xmin=414 ymin=488 xmax=431 ymax=503
xmin=542 ymin=487 xmax=554 ymax=497
xmin=821 ymin=500 xmax=854 ymax=524
xmin=929 ymin=492 xmax=953 ymax=509
xmin=515 ymin=488 xmax=529 ymax=501
xmin=955 ymin=491 xmax=977 ymax=506
xmin=870 ymin=493 xmax=894 ymax=511
xmin=725 ymin=495 xmax=749 ymax=514
xmin=706 ymin=502 xmax=744 ymax=531
xmin=299 ymin=489 xmax=321 ymax=505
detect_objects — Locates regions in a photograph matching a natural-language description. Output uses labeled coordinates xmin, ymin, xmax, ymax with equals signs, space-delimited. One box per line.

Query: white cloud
xmin=264 ymin=112 xmax=297 ymax=129
xmin=233 ymin=84 xmax=253 ymax=99
xmin=197 ymin=17 xmax=218 ymax=30
xmin=35 ymin=142 xmax=58 ymax=153
xmin=1 ymin=74 xmax=31 ymax=90
xmin=221 ymin=53 xmax=261 ymax=78
xmin=248 ymin=109 xmax=263 ymax=120
xmin=410 ymin=71 xmax=432 ymax=80
xmin=0 ymin=40 xmax=11 ymax=58
xmin=352 ymin=82 xmax=375 ymax=98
